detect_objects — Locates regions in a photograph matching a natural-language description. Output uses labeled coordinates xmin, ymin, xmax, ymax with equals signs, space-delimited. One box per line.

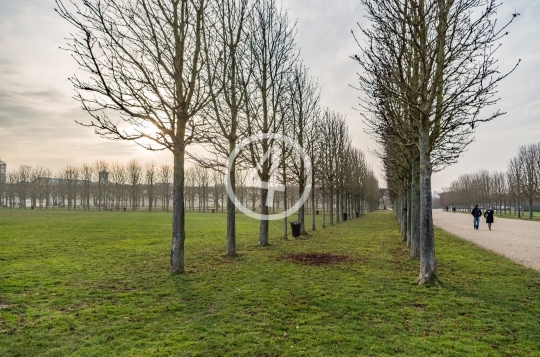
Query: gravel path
xmin=432 ymin=210 xmax=540 ymax=272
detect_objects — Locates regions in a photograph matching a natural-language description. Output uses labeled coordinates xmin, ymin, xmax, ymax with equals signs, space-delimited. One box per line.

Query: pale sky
xmin=0 ymin=0 xmax=538 ymax=192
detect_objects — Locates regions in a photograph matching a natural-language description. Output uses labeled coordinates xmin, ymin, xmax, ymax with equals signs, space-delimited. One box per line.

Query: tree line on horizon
xmin=0 ymin=153 xmax=380 ymax=224
xmin=440 ymin=142 xmax=540 ymax=219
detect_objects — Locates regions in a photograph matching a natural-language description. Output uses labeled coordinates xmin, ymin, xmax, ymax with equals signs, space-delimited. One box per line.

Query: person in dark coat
xmin=471 ymin=205 xmax=482 ymax=230
xmin=484 ymin=206 xmax=495 ymax=230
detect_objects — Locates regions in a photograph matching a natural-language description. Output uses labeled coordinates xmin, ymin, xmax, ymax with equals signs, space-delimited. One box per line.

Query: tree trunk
xmin=282 ymin=169 xmax=288 ymax=239
xmin=170 ymin=128 xmax=186 ymax=273
xmin=149 ymin=187 xmax=153 ymax=212
xmin=402 ymin=184 xmax=408 ymax=242
xmin=226 ymin=141 xmax=237 ymax=256
xmin=417 ymin=128 xmax=437 ymax=284
xmin=329 ymin=188 xmax=334 ymax=225
xmin=311 ymin=177 xmax=316 ymax=231
xmin=406 ymin=175 xmax=412 ymax=247
xmin=322 ymin=183 xmax=326 ymax=228
xmin=259 ymin=187 xmax=269 ymax=246
xmin=298 ymin=159 xmax=306 ymax=234
xmin=410 ymin=151 xmax=420 ymax=260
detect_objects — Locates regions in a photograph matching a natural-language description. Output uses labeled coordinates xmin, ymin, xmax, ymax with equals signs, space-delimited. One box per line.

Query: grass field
xmin=1 ymin=209 xmax=540 ymax=356
xmin=449 ymin=209 xmax=540 ymax=222
xmin=495 ymin=211 xmax=540 ymax=222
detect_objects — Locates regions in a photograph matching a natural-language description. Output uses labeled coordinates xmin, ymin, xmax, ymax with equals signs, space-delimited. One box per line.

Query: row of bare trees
xmin=353 ymin=0 xmax=519 ymax=284
xmin=1 ymin=155 xmax=379 ymax=216
xmin=55 ymin=0 xmax=381 ymax=273
xmin=441 ymin=142 xmax=540 ymax=219
xmin=1 ymin=161 xmax=173 ymax=211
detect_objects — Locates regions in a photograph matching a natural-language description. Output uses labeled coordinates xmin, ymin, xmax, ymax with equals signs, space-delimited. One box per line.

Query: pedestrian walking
xmin=484 ymin=206 xmax=495 ymax=230
xmin=471 ymin=205 xmax=482 ymax=230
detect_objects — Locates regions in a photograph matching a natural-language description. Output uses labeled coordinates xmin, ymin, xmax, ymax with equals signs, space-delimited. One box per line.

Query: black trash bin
xmin=290 ymin=222 xmax=301 ymax=238
xmin=212 ymin=209 xmax=215 ymax=213
xmin=123 ymin=207 xmax=126 ymax=212
xmin=355 ymin=211 xmax=359 ymax=218
xmin=316 ymin=210 xmax=319 ymax=215
xmin=342 ymin=213 xmax=348 ymax=221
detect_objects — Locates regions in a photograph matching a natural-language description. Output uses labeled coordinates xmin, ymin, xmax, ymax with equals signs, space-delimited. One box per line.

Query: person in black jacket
xmin=484 ymin=206 xmax=495 ymax=230
xmin=471 ymin=205 xmax=482 ymax=230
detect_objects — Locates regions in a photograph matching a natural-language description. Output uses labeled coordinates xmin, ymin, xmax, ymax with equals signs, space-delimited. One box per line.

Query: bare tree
xmin=62 ymin=165 xmax=80 ymax=209
xmin=184 ymin=166 xmax=197 ymax=211
xmin=319 ymin=110 xmax=350 ymax=226
xmin=145 ymin=161 xmax=157 ymax=212
xmin=80 ymin=163 xmax=94 ymax=210
xmin=6 ymin=171 xmax=17 ymax=208
xmin=16 ymin=165 xmax=31 ymax=209
xmin=126 ymin=159 xmax=142 ymax=211
xmin=194 ymin=0 xmax=252 ymax=255
xmin=508 ymin=156 xmax=523 ymax=218
xmin=159 ymin=164 xmax=173 ymax=212
xmin=518 ymin=144 xmax=539 ymax=219
xmin=29 ymin=166 xmax=45 ymax=209
xmin=211 ymin=170 xmax=223 ymax=212
xmin=110 ymin=162 xmax=126 ymax=210
xmin=287 ymin=64 xmax=320 ymax=234
xmin=56 ymin=0 xmax=214 ymax=273
xmin=237 ymin=0 xmax=298 ymax=246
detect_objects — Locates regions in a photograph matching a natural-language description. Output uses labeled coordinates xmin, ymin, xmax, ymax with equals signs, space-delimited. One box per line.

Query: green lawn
xmin=1 ymin=209 xmax=540 ymax=356
xmin=450 ymin=209 xmax=540 ymax=221
xmin=495 ymin=211 xmax=540 ymax=222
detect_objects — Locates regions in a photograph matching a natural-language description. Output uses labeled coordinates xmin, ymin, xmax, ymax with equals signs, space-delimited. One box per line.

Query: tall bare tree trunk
xmin=417 ymin=127 xmax=436 ymax=284
xmin=401 ymin=183 xmax=408 ymax=242
xmin=227 ymin=141 xmax=237 ymax=255
xmin=322 ymin=183 xmax=326 ymax=228
xmin=298 ymin=158 xmax=306 ymax=234
xmin=329 ymin=189 xmax=334 ymax=225
xmin=311 ymin=177 xmax=316 ymax=231
xmin=170 ymin=124 xmax=187 ymax=273
xmin=410 ymin=149 xmax=420 ymax=260
xmin=259 ymin=187 xmax=270 ymax=246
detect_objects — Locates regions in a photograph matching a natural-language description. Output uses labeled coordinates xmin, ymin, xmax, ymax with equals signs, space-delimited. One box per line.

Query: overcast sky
xmin=0 ymin=0 xmax=538 ymax=192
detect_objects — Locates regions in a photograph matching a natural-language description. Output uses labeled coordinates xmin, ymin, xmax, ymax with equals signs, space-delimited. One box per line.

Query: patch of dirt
xmin=285 ymin=253 xmax=352 ymax=265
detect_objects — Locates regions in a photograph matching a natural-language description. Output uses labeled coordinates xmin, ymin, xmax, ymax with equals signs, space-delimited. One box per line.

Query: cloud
xmin=0 ymin=0 xmax=539 ymax=189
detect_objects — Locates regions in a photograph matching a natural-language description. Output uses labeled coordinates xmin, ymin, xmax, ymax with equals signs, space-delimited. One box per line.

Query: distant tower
xmin=98 ymin=170 xmax=109 ymax=183
xmin=0 ymin=158 xmax=6 ymax=185
xmin=0 ymin=158 xmax=6 ymax=207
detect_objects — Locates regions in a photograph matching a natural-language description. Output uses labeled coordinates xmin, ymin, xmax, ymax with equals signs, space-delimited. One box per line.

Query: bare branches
xmin=56 ymin=0 xmax=211 ymax=151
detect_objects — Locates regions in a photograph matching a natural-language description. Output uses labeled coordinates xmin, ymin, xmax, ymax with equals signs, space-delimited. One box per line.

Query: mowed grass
xmin=495 ymin=211 xmax=540 ymax=222
xmin=1 ymin=209 xmax=540 ymax=356
xmin=451 ymin=209 xmax=540 ymax=222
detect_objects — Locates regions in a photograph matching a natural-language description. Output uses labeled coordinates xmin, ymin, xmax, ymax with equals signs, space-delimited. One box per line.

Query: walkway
xmin=432 ymin=210 xmax=540 ymax=272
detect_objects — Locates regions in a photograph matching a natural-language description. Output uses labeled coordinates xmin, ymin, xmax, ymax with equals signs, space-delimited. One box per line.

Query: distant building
xmin=0 ymin=158 xmax=6 ymax=185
